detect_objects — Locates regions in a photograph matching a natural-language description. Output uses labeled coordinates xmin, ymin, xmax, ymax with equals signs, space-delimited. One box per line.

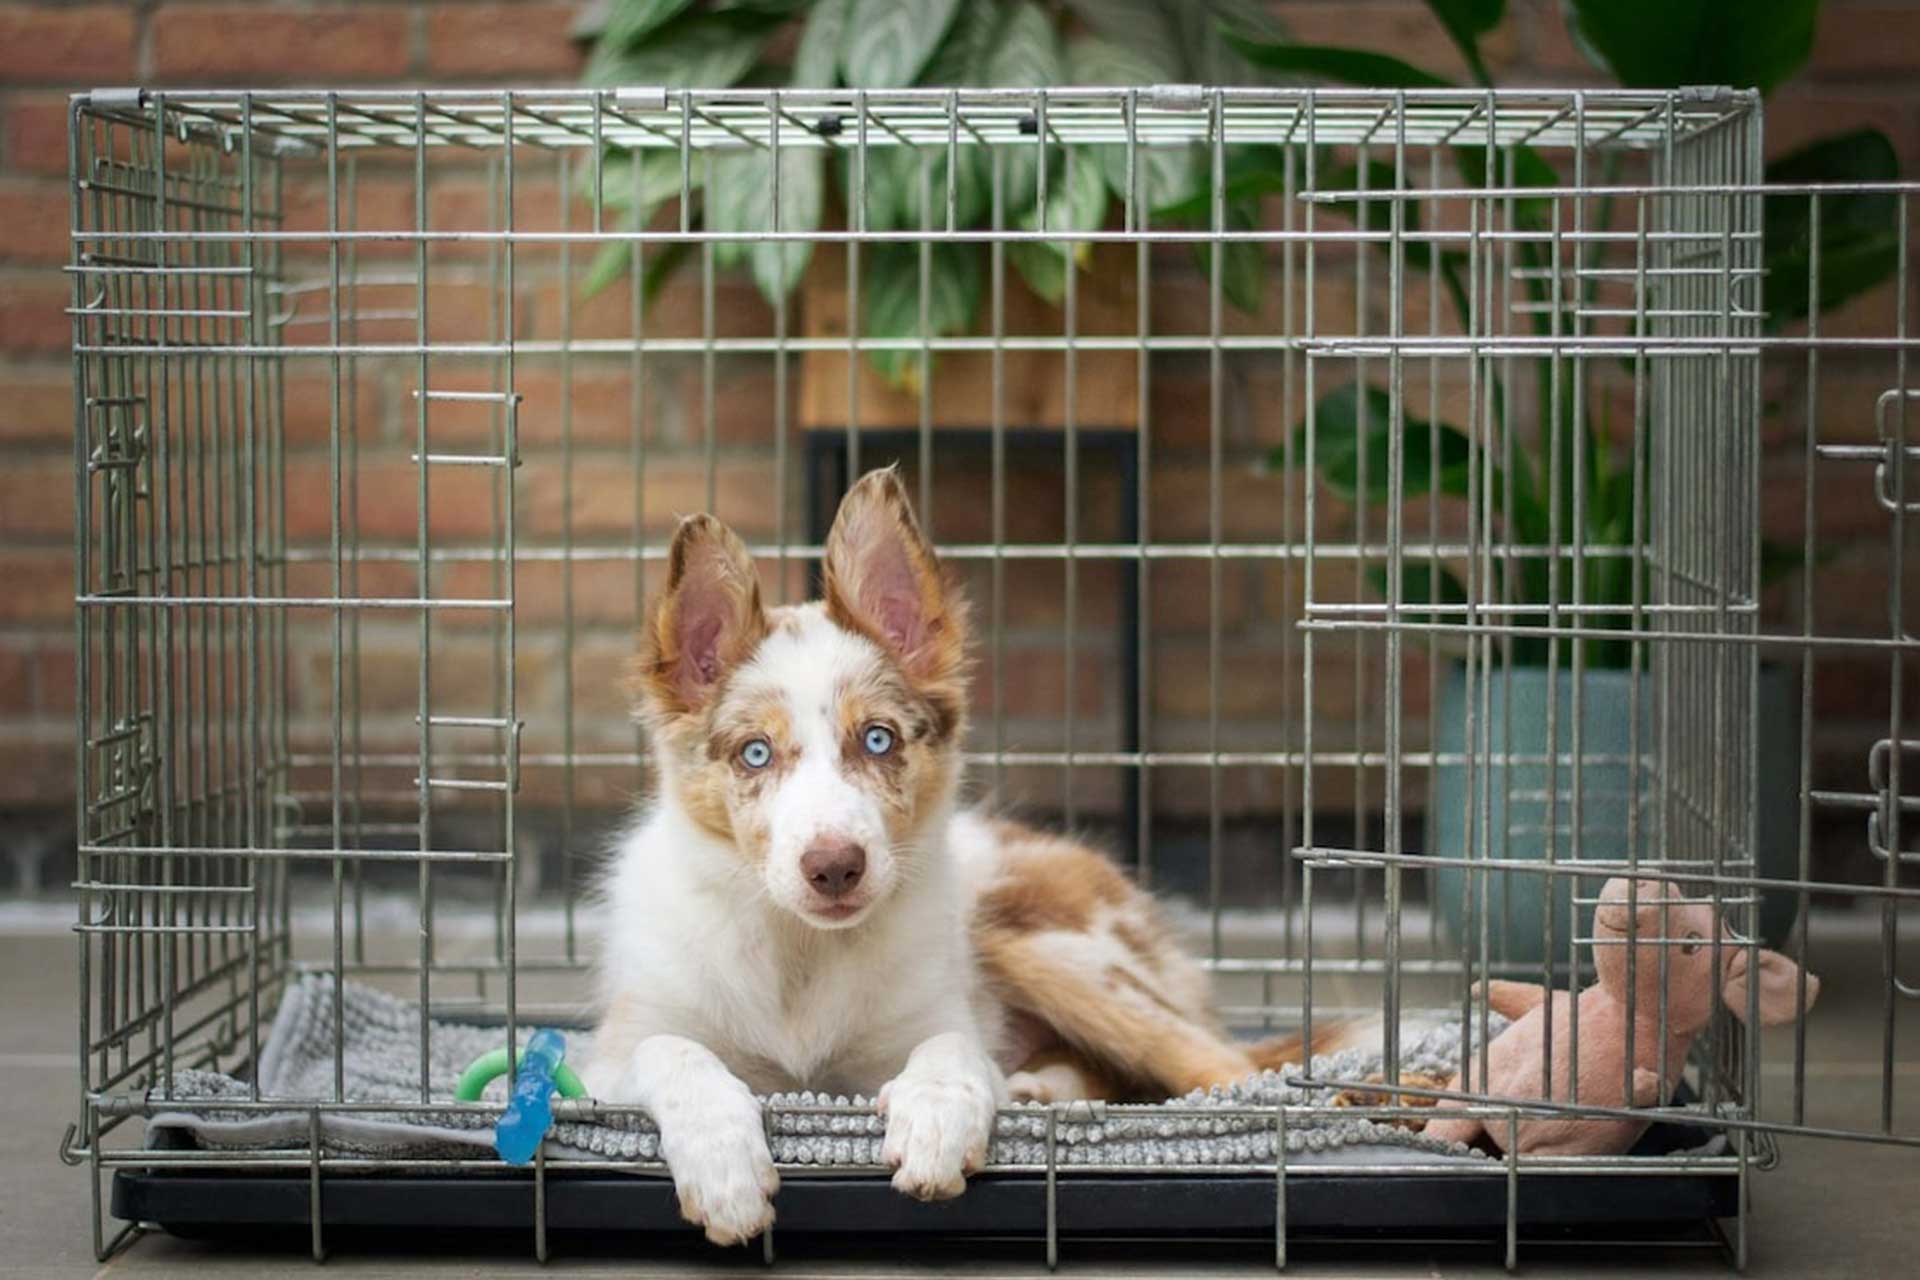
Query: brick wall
xmin=4 ymin=1 xmax=1917 ymax=885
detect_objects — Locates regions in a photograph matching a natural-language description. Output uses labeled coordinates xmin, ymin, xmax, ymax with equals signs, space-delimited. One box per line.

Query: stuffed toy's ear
xmin=1722 ymin=947 xmax=1820 ymax=1026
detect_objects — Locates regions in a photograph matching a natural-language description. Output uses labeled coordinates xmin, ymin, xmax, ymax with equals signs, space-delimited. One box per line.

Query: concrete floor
xmin=4 ymin=919 xmax=1919 ymax=1278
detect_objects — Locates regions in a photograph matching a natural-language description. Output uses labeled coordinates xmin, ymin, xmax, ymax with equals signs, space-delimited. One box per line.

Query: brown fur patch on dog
xmin=971 ymin=818 xmax=1255 ymax=1099
xmin=974 ymin=823 xmax=1132 ymax=936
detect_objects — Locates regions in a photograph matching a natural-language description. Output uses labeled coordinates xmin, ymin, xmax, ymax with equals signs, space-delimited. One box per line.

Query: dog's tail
xmin=1245 ymin=1015 xmax=1380 ymax=1073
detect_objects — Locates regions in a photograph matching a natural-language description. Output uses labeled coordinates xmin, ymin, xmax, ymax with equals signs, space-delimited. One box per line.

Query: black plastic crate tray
xmin=115 ymin=1164 xmax=1737 ymax=1246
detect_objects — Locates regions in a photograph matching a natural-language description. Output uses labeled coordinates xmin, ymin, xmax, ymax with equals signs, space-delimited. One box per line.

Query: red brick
xmin=972 ymin=645 xmax=1109 ymax=720
xmin=35 ymin=645 xmax=76 ymax=716
xmin=1150 ymin=459 xmax=1351 ymax=543
xmin=406 ymin=365 xmax=661 ymax=449
xmin=1764 ymin=457 xmax=1918 ymax=551
xmin=0 ymin=727 xmax=72 ymax=806
xmin=0 ymin=277 xmax=72 ymax=355
xmin=425 ymin=4 xmax=584 ymax=78
xmin=536 ymin=269 xmax=776 ymax=344
xmin=0 ymin=366 xmax=74 ymax=444
xmin=0 ymin=5 xmax=137 ymax=84
xmin=1808 ymin=652 xmax=1920 ymax=721
xmin=299 ymin=637 xmax=551 ymax=719
xmin=564 ymin=637 xmax=638 ymax=718
xmin=1763 ymin=88 xmax=1919 ymax=167
xmin=522 ymin=455 xmax=783 ymax=540
xmin=281 ymin=174 xmax=421 ymax=261
xmin=152 ymin=6 xmax=413 ymax=82
xmin=429 ymin=176 xmax=578 ymax=239
xmin=0 ymin=181 xmax=73 ymax=264
xmin=954 ymin=558 xmax=1124 ymax=631
xmin=280 ymin=558 xmax=420 ymax=607
xmin=0 ymin=649 xmax=28 ymax=715
xmin=1810 ymin=3 xmax=1920 ymax=76
xmin=0 ymin=457 xmax=75 ymax=539
xmin=281 ymin=369 xmax=391 ymax=447
xmin=1152 ymin=646 xmax=1296 ymax=720
xmin=675 ymin=356 xmax=801 ymax=447
xmin=283 ymin=457 xmax=502 ymax=543
xmin=467 ymin=556 xmax=642 ymax=627
xmin=3 ymin=93 xmax=74 ymax=177
xmin=0 ymin=550 xmax=72 ymax=622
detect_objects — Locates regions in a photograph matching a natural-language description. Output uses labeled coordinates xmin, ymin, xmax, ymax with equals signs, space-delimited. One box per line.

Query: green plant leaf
xmin=1064 ymin=32 xmax=1170 ymax=85
xmin=841 ymin=141 xmax=992 ymax=236
xmin=1559 ymin=0 xmax=1817 ymax=94
xmin=581 ymin=207 xmax=639 ymax=300
xmin=706 ymin=145 xmax=825 ymax=305
xmin=921 ymin=0 xmax=1004 ymax=83
xmin=842 ymin=145 xmax=917 ymax=232
xmin=1363 ymin=560 xmax=1470 ymax=626
xmin=580 ymin=208 xmax=697 ymax=303
xmin=861 ymin=243 xmax=982 ymax=391
xmin=1065 ymin=36 xmax=1202 ymax=211
xmin=843 ymin=0 xmax=961 ymax=88
xmin=584 ymin=7 xmax=780 ymax=87
xmin=1061 ymin=1 xmax=1189 ymax=76
xmin=1287 ymin=382 xmax=1478 ymax=505
xmin=1007 ymin=239 xmax=1069 ymax=306
xmin=1763 ymin=128 xmax=1903 ymax=332
xmin=1188 ymin=0 xmax=1287 ymax=81
xmin=1009 ymin=146 xmax=1107 ymax=304
xmin=1221 ymin=33 xmax=1453 ymax=89
xmin=1425 ymin=0 xmax=1504 ymax=85
xmin=1095 ymin=141 xmax=1201 ymax=215
xmin=593 ymin=0 xmax=696 ymax=51
xmin=1453 ymin=143 xmax=1560 ymax=229
xmin=1189 ymin=199 xmax=1265 ymax=315
xmin=986 ymin=0 xmax=1063 ymax=87
xmin=586 ymin=147 xmax=697 ymax=214
xmin=791 ymin=0 xmax=849 ymax=86
xmin=1149 ymin=143 xmax=1295 ymax=222
xmin=980 ymin=2 xmax=1064 ymax=214
xmin=1029 ymin=147 xmax=1109 ymax=239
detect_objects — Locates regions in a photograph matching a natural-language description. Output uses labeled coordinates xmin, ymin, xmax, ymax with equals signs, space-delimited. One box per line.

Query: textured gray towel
xmin=152 ymin=975 xmax=1498 ymax=1168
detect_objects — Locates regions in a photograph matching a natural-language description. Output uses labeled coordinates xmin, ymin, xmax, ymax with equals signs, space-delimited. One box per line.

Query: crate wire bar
xmin=66 ymin=85 xmax=1917 ymax=1266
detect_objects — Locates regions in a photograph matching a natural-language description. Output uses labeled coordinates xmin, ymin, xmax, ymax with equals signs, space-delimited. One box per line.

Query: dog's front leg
xmin=622 ymin=1035 xmax=777 ymax=1245
xmin=878 ymin=1031 xmax=1005 ymax=1201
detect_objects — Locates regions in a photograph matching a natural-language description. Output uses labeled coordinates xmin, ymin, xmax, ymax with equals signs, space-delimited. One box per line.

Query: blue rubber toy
xmin=454 ymin=1028 xmax=588 ymax=1166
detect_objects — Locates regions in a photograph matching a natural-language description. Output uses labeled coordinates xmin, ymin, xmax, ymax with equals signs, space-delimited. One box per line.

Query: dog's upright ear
xmin=823 ymin=466 xmax=969 ymax=697
xmin=636 ymin=514 xmax=767 ymax=721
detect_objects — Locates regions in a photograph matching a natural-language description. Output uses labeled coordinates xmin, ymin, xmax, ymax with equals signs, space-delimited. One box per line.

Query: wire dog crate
xmin=66 ymin=84 xmax=1918 ymax=1267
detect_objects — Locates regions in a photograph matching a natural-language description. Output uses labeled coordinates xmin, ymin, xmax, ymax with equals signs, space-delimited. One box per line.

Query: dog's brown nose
xmin=801 ymin=839 xmax=866 ymax=899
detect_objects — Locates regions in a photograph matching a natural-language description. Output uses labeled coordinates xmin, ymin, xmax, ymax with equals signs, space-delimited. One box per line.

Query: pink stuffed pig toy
xmin=1422 ymin=876 xmax=1819 ymax=1156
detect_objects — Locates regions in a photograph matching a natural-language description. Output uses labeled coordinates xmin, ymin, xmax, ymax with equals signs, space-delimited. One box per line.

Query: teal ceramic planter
xmin=1430 ymin=661 xmax=1799 ymax=971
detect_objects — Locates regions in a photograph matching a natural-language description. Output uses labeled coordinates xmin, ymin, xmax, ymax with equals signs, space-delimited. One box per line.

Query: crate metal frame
xmin=63 ymin=84 xmax=1917 ymax=1267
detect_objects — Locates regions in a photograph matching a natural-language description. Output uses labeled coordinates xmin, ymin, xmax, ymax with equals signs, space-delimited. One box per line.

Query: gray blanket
xmin=152 ymin=975 xmax=1497 ymax=1168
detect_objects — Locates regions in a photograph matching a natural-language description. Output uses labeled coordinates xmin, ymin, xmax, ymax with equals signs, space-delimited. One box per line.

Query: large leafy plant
xmin=1223 ymin=0 xmax=1901 ymax=666
xmin=575 ymin=0 xmax=1282 ymax=389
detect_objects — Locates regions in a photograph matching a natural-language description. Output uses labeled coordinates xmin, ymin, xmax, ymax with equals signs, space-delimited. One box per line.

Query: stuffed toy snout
xmin=1591 ymin=876 xmax=1821 ymax=1030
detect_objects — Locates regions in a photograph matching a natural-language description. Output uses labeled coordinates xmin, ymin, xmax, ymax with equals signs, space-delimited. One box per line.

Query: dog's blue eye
xmin=863 ymin=725 xmax=895 ymax=756
xmin=740 ymin=739 xmax=773 ymax=769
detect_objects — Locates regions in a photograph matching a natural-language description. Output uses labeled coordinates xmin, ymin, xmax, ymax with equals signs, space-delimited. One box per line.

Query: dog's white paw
xmin=658 ymin=1102 xmax=778 ymax=1245
xmin=878 ymin=1073 xmax=995 ymax=1201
